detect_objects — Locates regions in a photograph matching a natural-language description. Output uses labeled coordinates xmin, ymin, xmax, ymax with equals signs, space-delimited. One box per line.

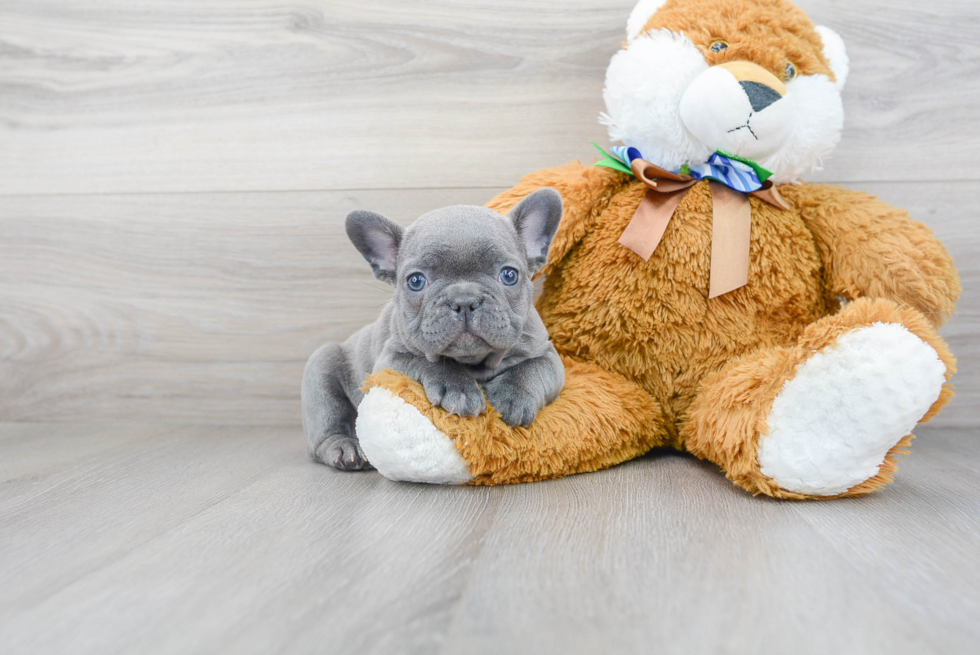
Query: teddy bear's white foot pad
xmin=356 ymin=387 xmax=473 ymax=484
xmin=758 ymin=322 xmax=946 ymax=496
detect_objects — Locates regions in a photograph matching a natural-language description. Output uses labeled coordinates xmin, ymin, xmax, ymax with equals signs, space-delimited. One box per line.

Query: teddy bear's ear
xmin=815 ymin=26 xmax=849 ymax=91
xmin=626 ymin=0 xmax=669 ymax=42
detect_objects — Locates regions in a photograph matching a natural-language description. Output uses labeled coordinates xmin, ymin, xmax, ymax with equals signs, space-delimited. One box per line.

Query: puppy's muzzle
xmin=449 ymin=294 xmax=483 ymax=321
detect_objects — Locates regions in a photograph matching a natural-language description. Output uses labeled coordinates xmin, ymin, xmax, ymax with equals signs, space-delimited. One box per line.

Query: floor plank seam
xmin=1 ymin=457 xmax=287 ymax=618
xmin=0 ymin=426 xmax=198 ymax=518
xmin=789 ymin=498 xmax=980 ymax=646
xmin=434 ymin=488 xmax=502 ymax=655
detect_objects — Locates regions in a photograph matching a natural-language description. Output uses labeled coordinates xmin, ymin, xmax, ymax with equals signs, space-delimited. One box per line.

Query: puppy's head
xmin=346 ymin=188 xmax=562 ymax=364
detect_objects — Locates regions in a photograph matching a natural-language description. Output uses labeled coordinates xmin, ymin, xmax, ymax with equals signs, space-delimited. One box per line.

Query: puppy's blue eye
xmin=406 ymin=273 xmax=427 ymax=291
xmin=499 ymin=267 xmax=519 ymax=286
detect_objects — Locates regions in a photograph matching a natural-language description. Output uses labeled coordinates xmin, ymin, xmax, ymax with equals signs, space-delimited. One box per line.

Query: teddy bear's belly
xmin=537 ymin=183 xmax=828 ymax=441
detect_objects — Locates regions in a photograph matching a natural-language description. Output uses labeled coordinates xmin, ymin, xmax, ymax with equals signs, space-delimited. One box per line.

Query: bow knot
xmin=593 ymin=143 xmax=790 ymax=298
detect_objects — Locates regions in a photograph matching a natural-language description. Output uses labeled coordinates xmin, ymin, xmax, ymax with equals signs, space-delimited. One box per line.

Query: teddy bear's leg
xmin=356 ymin=358 xmax=664 ymax=485
xmin=683 ymin=298 xmax=955 ymax=499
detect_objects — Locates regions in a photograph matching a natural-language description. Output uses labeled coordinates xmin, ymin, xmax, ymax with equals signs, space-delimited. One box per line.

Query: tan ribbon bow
xmin=617 ymin=158 xmax=791 ymax=299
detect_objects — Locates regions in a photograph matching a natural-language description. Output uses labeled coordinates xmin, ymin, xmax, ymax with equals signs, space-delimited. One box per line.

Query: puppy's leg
xmin=377 ymin=351 xmax=486 ymax=419
xmin=302 ymin=344 xmax=372 ymax=471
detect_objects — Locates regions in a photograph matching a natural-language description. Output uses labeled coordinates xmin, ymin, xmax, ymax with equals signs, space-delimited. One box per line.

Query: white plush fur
xmin=356 ymin=387 xmax=473 ymax=484
xmin=680 ymin=65 xmax=794 ymax=163
xmin=602 ymin=25 xmax=848 ymax=183
xmin=601 ymin=31 xmax=711 ymax=174
xmin=626 ymin=0 xmax=669 ymax=41
xmin=756 ymin=72 xmax=844 ymax=182
xmin=815 ymin=26 xmax=849 ymax=90
xmin=758 ymin=323 xmax=947 ymax=496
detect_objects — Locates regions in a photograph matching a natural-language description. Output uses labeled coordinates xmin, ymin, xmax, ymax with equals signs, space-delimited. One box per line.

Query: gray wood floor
xmin=1 ymin=422 xmax=979 ymax=654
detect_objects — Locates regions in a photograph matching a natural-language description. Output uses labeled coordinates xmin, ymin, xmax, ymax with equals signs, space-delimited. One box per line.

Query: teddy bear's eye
xmin=709 ymin=40 xmax=729 ymax=53
xmin=783 ymin=62 xmax=798 ymax=81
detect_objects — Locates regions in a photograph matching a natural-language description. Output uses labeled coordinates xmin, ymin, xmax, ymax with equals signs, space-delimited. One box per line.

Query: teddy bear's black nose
xmin=740 ymin=80 xmax=783 ymax=112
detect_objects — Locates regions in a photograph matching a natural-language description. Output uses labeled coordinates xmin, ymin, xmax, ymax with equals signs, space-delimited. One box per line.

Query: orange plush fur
xmin=642 ymin=0 xmax=836 ymax=81
xmin=365 ymin=0 xmax=960 ymax=498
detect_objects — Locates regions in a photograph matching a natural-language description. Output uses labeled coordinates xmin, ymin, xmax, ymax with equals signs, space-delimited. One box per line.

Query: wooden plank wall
xmin=1 ymin=0 xmax=978 ymax=426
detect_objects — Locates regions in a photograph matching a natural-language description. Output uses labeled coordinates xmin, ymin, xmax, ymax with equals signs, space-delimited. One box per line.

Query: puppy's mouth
xmin=413 ymin=294 xmax=522 ymax=363
xmin=441 ymin=331 xmax=493 ymax=363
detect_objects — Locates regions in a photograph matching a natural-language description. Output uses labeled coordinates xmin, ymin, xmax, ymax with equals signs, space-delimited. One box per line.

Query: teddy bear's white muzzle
xmin=679 ymin=63 xmax=794 ymax=162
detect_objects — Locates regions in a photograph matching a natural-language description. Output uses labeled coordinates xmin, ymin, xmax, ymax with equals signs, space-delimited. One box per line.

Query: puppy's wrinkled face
xmin=396 ymin=208 xmax=534 ymax=363
xmin=346 ymin=188 xmax=563 ymax=365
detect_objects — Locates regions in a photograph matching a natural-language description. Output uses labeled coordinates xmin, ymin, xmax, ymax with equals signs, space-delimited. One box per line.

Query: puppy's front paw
xmin=485 ymin=378 xmax=540 ymax=428
xmin=315 ymin=436 xmax=374 ymax=471
xmin=421 ymin=372 xmax=485 ymax=418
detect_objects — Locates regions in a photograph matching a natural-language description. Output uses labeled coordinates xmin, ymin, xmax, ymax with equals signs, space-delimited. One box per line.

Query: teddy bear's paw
xmin=355 ymin=386 xmax=473 ymax=485
xmin=757 ymin=322 xmax=947 ymax=496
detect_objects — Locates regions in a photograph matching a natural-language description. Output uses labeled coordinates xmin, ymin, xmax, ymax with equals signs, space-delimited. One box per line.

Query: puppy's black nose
xmin=450 ymin=295 xmax=482 ymax=317
xmin=739 ymin=80 xmax=782 ymax=112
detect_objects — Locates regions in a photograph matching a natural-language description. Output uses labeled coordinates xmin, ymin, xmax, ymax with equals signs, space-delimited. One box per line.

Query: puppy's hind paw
xmin=315 ymin=436 xmax=374 ymax=471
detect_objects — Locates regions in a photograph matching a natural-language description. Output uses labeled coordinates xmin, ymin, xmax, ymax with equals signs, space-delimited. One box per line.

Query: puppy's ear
xmin=345 ymin=210 xmax=404 ymax=284
xmin=508 ymin=188 xmax=563 ymax=274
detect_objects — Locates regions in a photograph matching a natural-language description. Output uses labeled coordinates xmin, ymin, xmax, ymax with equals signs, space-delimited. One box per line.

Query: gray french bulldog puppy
xmin=302 ymin=188 xmax=566 ymax=470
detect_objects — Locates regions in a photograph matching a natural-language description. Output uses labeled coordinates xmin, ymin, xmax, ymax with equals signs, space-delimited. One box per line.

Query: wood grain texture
xmin=0 ymin=187 xmax=503 ymax=423
xmin=1 ymin=0 xmax=978 ymax=195
xmin=0 ymin=422 xmax=978 ymax=654
xmin=1 ymin=181 xmax=975 ymax=426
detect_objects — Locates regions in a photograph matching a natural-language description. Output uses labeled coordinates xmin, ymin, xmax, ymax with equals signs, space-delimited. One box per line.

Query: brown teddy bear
xmin=352 ymin=0 xmax=960 ymax=499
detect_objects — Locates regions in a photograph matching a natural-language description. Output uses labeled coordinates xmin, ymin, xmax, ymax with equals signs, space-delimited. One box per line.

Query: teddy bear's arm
xmin=791 ymin=184 xmax=961 ymax=327
xmin=486 ymin=162 xmax=625 ymax=276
